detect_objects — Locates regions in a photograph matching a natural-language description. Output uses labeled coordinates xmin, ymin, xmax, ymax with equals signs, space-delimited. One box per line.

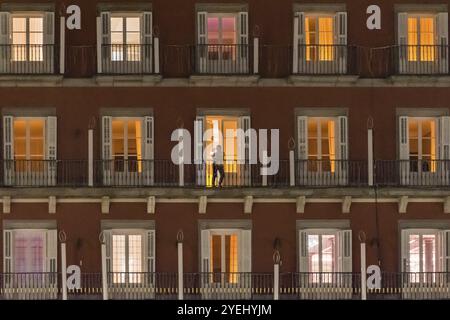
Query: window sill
xmin=0 ymin=75 xmax=63 ymax=86
xmin=189 ymin=75 xmax=260 ymax=86
xmin=95 ymin=75 xmax=163 ymax=86
xmin=288 ymin=75 xmax=359 ymax=86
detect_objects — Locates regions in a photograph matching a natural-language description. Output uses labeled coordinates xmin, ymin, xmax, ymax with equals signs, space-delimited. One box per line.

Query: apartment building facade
xmin=0 ymin=0 xmax=450 ymax=300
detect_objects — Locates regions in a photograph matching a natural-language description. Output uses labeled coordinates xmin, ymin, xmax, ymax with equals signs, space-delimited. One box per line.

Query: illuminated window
xmin=112 ymin=118 xmax=143 ymax=172
xmin=307 ymin=118 xmax=336 ymax=172
xmin=403 ymin=230 xmax=438 ymax=283
xmin=307 ymin=233 xmax=336 ymax=283
xmin=110 ymin=15 xmax=141 ymax=61
xmin=408 ymin=118 xmax=437 ymax=172
xmin=11 ymin=15 xmax=44 ymax=62
xmin=112 ymin=233 xmax=143 ymax=284
xmin=210 ymin=232 xmax=239 ymax=283
xmin=305 ymin=16 xmax=334 ymax=61
xmin=206 ymin=14 xmax=237 ymax=61
xmin=205 ymin=116 xmax=239 ymax=186
xmin=13 ymin=118 xmax=45 ymax=172
xmin=407 ymin=16 xmax=435 ymax=62
xmin=13 ymin=230 xmax=45 ymax=273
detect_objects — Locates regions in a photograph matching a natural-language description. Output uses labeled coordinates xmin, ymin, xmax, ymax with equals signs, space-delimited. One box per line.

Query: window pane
xmin=112 ymin=235 xmax=126 ymax=283
xmin=12 ymin=17 xmax=26 ymax=32
xmin=112 ymin=120 xmax=125 ymax=159
xmin=420 ymin=17 xmax=435 ymax=61
xmin=111 ymin=17 xmax=124 ymax=32
xmin=14 ymin=231 xmax=45 ymax=273
xmin=409 ymin=234 xmax=420 ymax=274
xmin=14 ymin=120 xmax=26 ymax=159
xmin=128 ymin=235 xmax=142 ymax=283
xmin=225 ymin=234 xmax=238 ymax=283
xmin=126 ymin=17 xmax=140 ymax=32
xmin=307 ymin=234 xmax=319 ymax=273
xmin=222 ymin=17 xmax=236 ymax=45
xmin=207 ymin=17 xmax=219 ymax=44
xmin=321 ymin=235 xmax=336 ymax=274
xmin=29 ymin=18 xmax=43 ymax=32
xmin=318 ymin=17 xmax=334 ymax=60
xmin=211 ymin=235 xmax=222 ymax=282
xmin=408 ymin=18 xmax=418 ymax=61
xmin=422 ymin=234 xmax=436 ymax=274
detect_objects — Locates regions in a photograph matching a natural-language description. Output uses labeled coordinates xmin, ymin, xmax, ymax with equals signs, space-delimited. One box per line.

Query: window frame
xmin=109 ymin=12 xmax=142 ymax=62
xmin=302 ymin=228 xmax=339 ymax=274
xmin=10 ymin=12 xmax=45 ymax=62
xmin=13 ymin=116 xmax=46 ymax=161
xmin=407 ymin=13 xmax=436 ymax=62
xmin=11 ymin=228 xmax=47 ymax=273
xmin=110 ymin=228 xmax=147 ymax=283
xmin=209 ymin=229 xmax=240 ymax=276
xmin=111 ymin=116 xmax=144 ymax=162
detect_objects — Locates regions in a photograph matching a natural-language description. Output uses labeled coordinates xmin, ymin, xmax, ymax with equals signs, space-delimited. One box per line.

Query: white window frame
xmin=306 ymin=116 xmax=337 ymax=162
xmin=204 ymin=13 xmax=238 ymax=45
xmin=407 ymin=116 xmax=437 ymax=164
xmin=10 ymin=229 xmax=47 ymax=273
xmin=111 ymin=116 xmax=144 ymax=162
xmin=110 ymin=13 xmax=142 ymax=62
xmin=402 ymin=228 xmax=439 ymax=273
xmin=10 ymin=13 xmax=45 ymax=62
xmin=13 ymin=116 xmax=46 ymax=161
xmin=303 ymin=229 xmax=338 ymax=274
xmin=406 ymin=14 xmax=436 ymax=62
xmin=209 ymin=229 xmax=240 ymax=275
xmin=110 ymin=229 xmax=146 ymax=283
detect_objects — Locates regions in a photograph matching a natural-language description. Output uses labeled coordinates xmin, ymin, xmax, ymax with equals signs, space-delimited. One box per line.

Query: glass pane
xmin=111 ymin=33 xmax=123 ymax=45
xmin=211 ymin=235 xmax=222 ymax=282
xmin=318 ymin=17 xmax=334 ymax=60
xmin=408 ymin=18 xmax=418 ymax=61
xmin=225 ymin=234 xmax=238 ymax=283
xmin=111 ymin=17 xmax=124 ymax=32
xmin=307 ymin=234 xmax=319 ymax=280
xmin=223 ymin=120 xmax=237 ymax=163
xmin=12 ymin=17 xmax=26 ymax=32
xmin=112 ymin=235 xmax=126 ymax=283
xmin=14 ymin=120 xmax=26 ymax=159
xmin=14 ymin=231 xmax=45 ymax=273
xmin=420 ymin=17 xmax=435 ymax=61
xmin=12 ymin=32 xmax=26 ymax=45
xmin=422 ymin=234 xmax=436 ymax=274
xmin=409 ymin=234 xmax=420 ymax=274
xmin=305 ymin=17 xmax=316 ymax=61
xmin=126 ymin=17 xmax=140 ymax=33
xmin=207 ymin=17 xmax=219 ymax=44
xmin=222 ymin=17 xmax=236 ymax=45
xmin=128 ymin=235 xmax=142 ymax=283
xmin=112 ymin=120 xmax=125 ymax=160
xmin=29 ymin=17 xmax=43 ymax=32
xmin=321 ymin=234 xmax=336 ymax=283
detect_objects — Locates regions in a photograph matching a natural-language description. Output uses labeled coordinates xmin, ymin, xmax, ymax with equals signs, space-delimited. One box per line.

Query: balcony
xmin=395 ymin=45 xmax=449 ymax=75
xmin=375 ymin=160 xmax=450 ymax=187
xmin=194 ymin=44 xmax=253 ymax=75
xmin=296 ymin=160 xmax=368 ymax=187
xmin=98 ymin=44 xmax=157 ymax=75
xmin=0 ymin=44 xmax=58 ymax=74
xmin=293 ymin=44 xmax=360 ymax=75
xmin=0 ymin=159 xmax=449 ymax=188
xmin=1 ymin=272 xmax=449 ymax=300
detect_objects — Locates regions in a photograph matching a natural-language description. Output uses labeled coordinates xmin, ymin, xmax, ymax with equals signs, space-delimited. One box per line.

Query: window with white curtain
xmin=112 ymin=233 xmax=143 ymax=284
xmin=110 ymin=15 xmax=141 ymax=62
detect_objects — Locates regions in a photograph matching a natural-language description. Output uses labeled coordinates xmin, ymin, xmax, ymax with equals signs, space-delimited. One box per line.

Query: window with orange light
xmin=305 ymin=16 xmax=334 ymax=61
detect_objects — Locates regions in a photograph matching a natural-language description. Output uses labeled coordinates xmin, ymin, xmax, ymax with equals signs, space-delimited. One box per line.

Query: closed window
xmin=112 ymin=233 xmax=143 ymax=284
xmin=305 ymin=15 xmax=334 ymax=61
xmin=11 ymin=15 xmax=44 ymax=62
xmin=210 ymin=232 xmax=239 ymax=283
xmin=110 ymin=15 xmax=141 ymax=61
xmin=13 ymin=230 xmax=45 ymax=273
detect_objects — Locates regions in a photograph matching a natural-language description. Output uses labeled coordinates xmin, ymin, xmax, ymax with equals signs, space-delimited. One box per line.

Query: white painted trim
xmin=96 ymin=17 xmax=102 ymax=74
xmin=0 ymin=197 xmax=447 ymax=205
xmin=60 ymin=17 xmax=65 ymax=74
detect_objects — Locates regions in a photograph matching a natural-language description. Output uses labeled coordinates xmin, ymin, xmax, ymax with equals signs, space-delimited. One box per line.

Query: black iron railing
xmin=0 ymin=44 xmax=58 ymax=74
xmin=100 ymin=44 xmax=155 ymax=74
xmin=194 ymin=44 xmax=251 ymax=74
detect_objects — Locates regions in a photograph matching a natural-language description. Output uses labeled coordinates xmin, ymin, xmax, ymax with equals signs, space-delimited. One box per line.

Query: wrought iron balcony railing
xmin=0 ymin=44 xmax=58 ymax=74
xmin=1 ymin=272 xmax=449 ymax=300
xmin=99 ymin=44 xmax=156 ymax=75
xmin=194 ymin=44 xmax=252 ymax=75
xmin=293 ymin=44 xmax=360 ymax=75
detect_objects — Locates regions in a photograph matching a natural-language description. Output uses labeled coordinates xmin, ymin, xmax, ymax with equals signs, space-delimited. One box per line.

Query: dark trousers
xmin=212 ymin=164 xmax=225 ymax=186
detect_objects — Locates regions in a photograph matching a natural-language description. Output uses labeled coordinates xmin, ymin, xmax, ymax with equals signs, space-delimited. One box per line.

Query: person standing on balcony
xmin=212 ymin=145 xmax=225 ymax=187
